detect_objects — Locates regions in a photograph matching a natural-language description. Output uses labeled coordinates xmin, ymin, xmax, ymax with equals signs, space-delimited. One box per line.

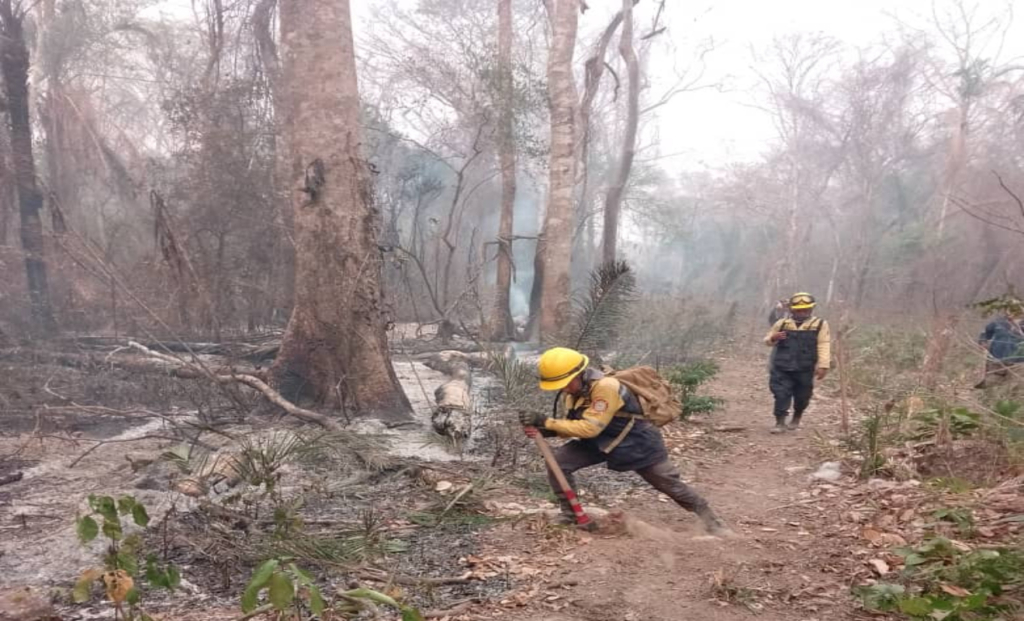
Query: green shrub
xmin=667 ymin=361 xmax=724 ymax=419
xmin=73 ymin=495 xmax=178 ymax=620
xmin=856 ymin=536 xmax=1024 ymax=620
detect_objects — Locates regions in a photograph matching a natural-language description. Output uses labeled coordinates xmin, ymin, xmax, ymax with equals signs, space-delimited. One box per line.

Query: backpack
xmin=604 ymin=365 xmax=681 ymax=427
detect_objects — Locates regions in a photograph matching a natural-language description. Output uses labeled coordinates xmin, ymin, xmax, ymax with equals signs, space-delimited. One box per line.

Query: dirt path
xmin=486 ymin=356 xmax=856 ymax=621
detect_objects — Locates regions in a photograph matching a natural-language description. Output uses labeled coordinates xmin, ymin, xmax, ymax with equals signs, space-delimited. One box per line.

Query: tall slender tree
xmin=601 ymin=0 xmax=639 ymax=265
xmin=272 ymin=0 xmax=411 ymax=421
xmin=490 ymin=0 xmax=517 ymax=340
xmin=535 ymin=0 xmax=579 ymax=339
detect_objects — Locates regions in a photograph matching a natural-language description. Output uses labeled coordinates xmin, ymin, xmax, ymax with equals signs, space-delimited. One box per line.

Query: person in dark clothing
xmin=765 ymin=292 xmax=831 ymax=433
xmin=975 ymin=310 xmax=1024 ymax=388
xmin=518 ymin=347 xmax=731 ymax=535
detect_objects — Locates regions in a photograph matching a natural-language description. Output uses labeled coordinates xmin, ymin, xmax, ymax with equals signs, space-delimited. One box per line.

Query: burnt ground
xmin=1 ymin=345 xmax=1021 ymax=621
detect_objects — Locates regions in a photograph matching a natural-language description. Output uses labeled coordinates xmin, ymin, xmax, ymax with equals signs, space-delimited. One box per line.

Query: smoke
xmin=509 ymin=175 xmax=540 ymax=322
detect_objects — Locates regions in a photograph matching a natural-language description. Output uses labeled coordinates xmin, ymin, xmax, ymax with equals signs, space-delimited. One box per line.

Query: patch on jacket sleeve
xmin=592 ymin=399 xmax=609 ymax=412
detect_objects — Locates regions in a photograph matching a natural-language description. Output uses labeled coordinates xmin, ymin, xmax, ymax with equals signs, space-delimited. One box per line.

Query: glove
xmin=518 ymin=410 xmax=548 ymax=429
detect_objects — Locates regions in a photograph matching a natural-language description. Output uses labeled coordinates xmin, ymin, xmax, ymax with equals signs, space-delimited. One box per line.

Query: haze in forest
xmin=3 ymin=2 xmax=1024 ymax=619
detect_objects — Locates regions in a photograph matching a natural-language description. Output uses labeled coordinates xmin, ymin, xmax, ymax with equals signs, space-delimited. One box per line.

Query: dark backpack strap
xmin=551 ymin=391 xmax=562 ymax=418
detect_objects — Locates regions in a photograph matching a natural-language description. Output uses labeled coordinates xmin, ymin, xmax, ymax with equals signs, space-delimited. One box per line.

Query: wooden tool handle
xmin=525 ymin=427 xmax=592 ymax=527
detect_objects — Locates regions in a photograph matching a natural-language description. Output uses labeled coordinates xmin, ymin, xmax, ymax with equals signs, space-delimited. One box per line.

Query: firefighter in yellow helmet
xmin=765 ymin=292 xmax=831 ymax=433
xmin=518 ymin=347 xmax=731 ymax=536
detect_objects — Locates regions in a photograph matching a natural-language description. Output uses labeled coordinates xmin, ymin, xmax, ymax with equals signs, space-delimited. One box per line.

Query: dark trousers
xmin=770 ymin=368 xmax=815 ymax=419
xmin=547 ymin=441 xmax=710 ymax=517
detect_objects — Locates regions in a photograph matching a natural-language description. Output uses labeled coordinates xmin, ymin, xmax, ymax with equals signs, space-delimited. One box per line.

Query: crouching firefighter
xmin=765 ymin=292 xmax=831 ymax=433
xmin=517 ymin=347 xmax=732 ymax=536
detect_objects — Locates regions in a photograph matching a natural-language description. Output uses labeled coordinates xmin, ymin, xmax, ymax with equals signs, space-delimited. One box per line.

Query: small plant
xmin=908 ymin=407 xmax=981 ymax=441
xmin=241 ymin=558 xmax=325 ymax=617
xmin=267 ymin=508 xmax=409 ymax=565
xmin=241 ymin=561 xmax=425 ymax=620
xmin=931 ymin=507 xmax=976 ymax=537
xmin=856 ymin=536 xmax=1024 ymax=620
xmin=74 ymin=495 xmax=179 ymax=620
xmin=667 ymin=361 xmax=724 ymax=419
xmin=336 ymin=587 xmax=424 ymax=620
xmin=859 ymin=410 xmax=889 ymax=479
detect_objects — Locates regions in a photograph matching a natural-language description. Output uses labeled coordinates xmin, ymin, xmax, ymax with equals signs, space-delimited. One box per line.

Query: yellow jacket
xmin=543 ymin=377 xmax=624 ymax=439
xmin=765 ymin=317 xmax=831 ymax=370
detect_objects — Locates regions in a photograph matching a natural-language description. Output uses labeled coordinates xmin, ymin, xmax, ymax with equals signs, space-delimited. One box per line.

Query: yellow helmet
xmin=789 ymin=292 xmax=816 ymax=310
xmin=537 ymin=347 xmax=589 ymax=391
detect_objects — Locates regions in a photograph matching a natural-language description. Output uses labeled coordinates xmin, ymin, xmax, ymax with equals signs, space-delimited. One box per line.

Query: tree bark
xmin=601 ymin=0 xmax=639 ymax=266
xmin=272 ymin=0 xmax=411 ymax=421
xmin=0 ymin=0 xmax=57 ymax=334
xmin=536 ymin=0 xmax=579 ymax=339
xmin=489 ymin=0 xmax=517 ymax=341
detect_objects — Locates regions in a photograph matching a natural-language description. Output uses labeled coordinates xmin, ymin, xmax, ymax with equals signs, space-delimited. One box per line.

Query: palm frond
xmin=486 ymin=348 xmax=535 ymax=405
xmin=567 ymin=260 xmax=637 ymax=357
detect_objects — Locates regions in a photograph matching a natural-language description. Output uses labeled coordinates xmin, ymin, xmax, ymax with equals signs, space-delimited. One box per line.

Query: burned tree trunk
xmin=0 ymin=0 xmax=57 ymax=333
xmin=272 ymin=0 xmax=411 ymax=421
xmin=490 ymin=0 xmax=517 ymax=341
xmin=601 ymin=0 xmax=639 ymax=266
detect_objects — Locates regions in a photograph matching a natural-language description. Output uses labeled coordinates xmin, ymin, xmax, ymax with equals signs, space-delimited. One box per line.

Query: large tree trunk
xmin=489 ymin=0 xmax=517 ymax=341
xmin=0 ymin=0 xmax=57 ymax=333
xmin=272 ymin=0 xmax=411 ymax=421
xmin=600 ymin=0 xmax=639 ymax=266
xmin=536 ymin=0 xmax=579 ymax=339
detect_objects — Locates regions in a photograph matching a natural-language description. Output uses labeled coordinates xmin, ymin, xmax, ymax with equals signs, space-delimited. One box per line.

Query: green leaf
xmin=960 ymin=592 xmax=989 ymax=610
xmin=309 ymin=585 xmax=325 ymax=615
xmin=898 ymin=597 xmax=935 ymax=616
xmin=117 ymin=496 xmax=137 ymax=516
xmin=122 ymin=534 xmax=142 ymax=555
xmin=401 ymin=606 xmax=425 ymax=621
xmin=132 ymin=503 xmax=150 ymax=527
xmin=267 ymin=571 xmax=294 ymax=611
xmin=904 ymin=553 xmax=928 ymax=567
xmin=102 ymin=519 xmax=123 ymax=541
xmin=72 ymin=575 xmax=96 ymax=603
xmin=240 ymin=585 xmax=261 ymax=614
xmin=246 ymin=559 xmax=280 ymax=592
xmin=116 ymin=551 xmax=138 ymax=576
xmin=126 ymin=587 xmax=141 ymax=606
xmin=145 ymin=557 xmax=162 ymax=586
xmin=166 ymin=565 xmax=181 ymax=590
xmin=288 ymin=563 xmax=315 ymax=585
xmin=77 ymin=516 xmax=99 ymax=543
xmin=90 ymin=495 xmax=119 ymax=523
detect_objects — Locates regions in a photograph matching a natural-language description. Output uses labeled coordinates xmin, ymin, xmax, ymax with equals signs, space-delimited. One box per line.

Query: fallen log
xmin=418 ymin=350 xmax=487 ymax=376
xmin=431 ymin=378 xmax=473 ymax=442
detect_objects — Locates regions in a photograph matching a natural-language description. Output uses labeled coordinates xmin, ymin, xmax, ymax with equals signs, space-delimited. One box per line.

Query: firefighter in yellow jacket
xmin=765 ymin=292 xmax=831 ymax=433
xmin=518 ymin=347 xmax=730 ymax=535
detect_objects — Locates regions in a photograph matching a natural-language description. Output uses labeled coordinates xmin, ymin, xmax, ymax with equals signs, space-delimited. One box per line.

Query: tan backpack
xmin=605 ymin=365 xmax=681 ymax=427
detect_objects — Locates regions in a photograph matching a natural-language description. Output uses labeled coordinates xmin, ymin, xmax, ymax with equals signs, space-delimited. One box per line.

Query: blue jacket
xmin=980 ymin=317 xmax=1024 ymax=362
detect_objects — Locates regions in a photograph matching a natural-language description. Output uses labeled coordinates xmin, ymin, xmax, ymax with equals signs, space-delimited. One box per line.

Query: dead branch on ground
xmin=128 ymin=341 xmax=343 ymax=432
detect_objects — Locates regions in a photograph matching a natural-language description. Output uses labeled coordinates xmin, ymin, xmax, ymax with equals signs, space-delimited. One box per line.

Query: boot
xmin=552 ymin=497 xmax=576 ymax=525
xmin=551 ymin=512 xmax=575 ymax=526
xmin=786 ymin=414 xmax=802 ymax=431
xmin=769 ymin=416 xmax=787 ymax=434
xmin=698 ymin=507 xmax=735 ymax=537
